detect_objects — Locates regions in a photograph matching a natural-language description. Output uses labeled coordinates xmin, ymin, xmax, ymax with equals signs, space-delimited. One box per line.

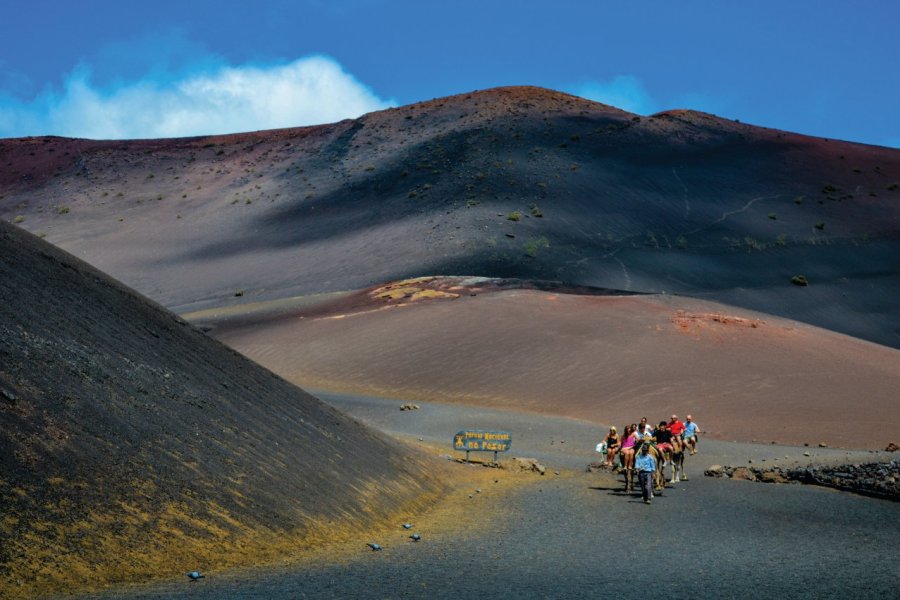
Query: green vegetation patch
xmin=524 ymin=236 xmax=550 ymax=257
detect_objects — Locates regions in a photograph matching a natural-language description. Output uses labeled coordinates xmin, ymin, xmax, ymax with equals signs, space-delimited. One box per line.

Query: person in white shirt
xmin=636 ymin=417 xmax=655 ymax=439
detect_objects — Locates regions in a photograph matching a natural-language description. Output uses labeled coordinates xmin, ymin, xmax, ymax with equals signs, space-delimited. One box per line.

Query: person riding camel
xmin=602 ymin=426 xmax=620 ymax=467
xmin=653 ymin=421 xmax=674 ymax=454
xmin=683 ymin=414 xmax=700 ymax=455
xmin=620 ymin=424 xmax=640 ymax=491
xmin=669 ymin=414 xmax=685 ymax=439
xmin=637 ymin=417 xmax=654 ymax=439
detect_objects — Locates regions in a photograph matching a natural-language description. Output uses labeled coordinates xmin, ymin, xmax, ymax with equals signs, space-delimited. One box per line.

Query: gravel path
xmin=81 ymin=393 xmax=900 ymax=599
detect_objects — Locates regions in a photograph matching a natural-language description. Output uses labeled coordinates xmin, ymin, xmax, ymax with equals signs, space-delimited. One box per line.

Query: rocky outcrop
xmin=704 ymin=464 xmax=725 ymax=477
xmin=705 ymin=459 xmax=900 ymax=500
xmin=503 ymin=457 xmax=546 ymax=475
xmin=730 ymin=467 xmax=756 ymax=481
xmin=787 ymin=461 xmax=900 ymax=499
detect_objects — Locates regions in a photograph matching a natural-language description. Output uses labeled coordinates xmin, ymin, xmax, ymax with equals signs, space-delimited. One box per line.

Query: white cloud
xmin=0 ymin=56 xmax=394 ymax=139
xmin=569 ymin=76 xmax=659 ymax=115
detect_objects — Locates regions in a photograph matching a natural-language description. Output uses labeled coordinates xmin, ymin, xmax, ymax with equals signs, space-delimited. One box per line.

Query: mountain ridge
xmin=2 ymin=85 xmax=899 ymax=346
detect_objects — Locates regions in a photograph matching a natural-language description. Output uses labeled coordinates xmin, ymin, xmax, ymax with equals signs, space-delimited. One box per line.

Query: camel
xmin=652 ymin=430 xmax=688 ymax=483
xmin=668 ymin=436 xmax=687 ymax=482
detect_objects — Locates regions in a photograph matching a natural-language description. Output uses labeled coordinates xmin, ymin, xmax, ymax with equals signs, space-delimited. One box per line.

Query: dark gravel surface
xmin=79 ymin=393 xmax=900 ymax=599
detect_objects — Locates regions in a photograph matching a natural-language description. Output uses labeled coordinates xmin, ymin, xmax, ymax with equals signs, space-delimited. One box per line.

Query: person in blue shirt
xmin=634 ymin=443 xmax=657 ymax=504
xmin=683 ymin=414 xmax=701 ymax=455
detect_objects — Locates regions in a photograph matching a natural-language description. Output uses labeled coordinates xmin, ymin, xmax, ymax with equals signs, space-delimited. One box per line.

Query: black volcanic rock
xmin=0 ymin=220 xmax=441 ymax=597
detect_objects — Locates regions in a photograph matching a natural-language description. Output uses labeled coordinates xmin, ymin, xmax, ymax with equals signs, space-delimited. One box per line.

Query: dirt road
xmin=81 ymin=393 xmax=900 ymax=599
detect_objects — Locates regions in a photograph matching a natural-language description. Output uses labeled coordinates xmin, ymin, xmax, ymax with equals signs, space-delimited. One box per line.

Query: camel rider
xmin=683 ymin=414 xmax=700 ymax=455
xmin=637 ymin=417 xmax=654 ymax=439
xmin=635 ymin=443 xmax=657 ymax=504
xmin=669 ymin=414 xmax=686 ymax=439
xmin=654 ymin=421 xmax=674 ymax=454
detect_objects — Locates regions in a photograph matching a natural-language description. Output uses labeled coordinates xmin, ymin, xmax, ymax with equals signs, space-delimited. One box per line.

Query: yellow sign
xmin=453 ymin=430 xmax=512 ymax=452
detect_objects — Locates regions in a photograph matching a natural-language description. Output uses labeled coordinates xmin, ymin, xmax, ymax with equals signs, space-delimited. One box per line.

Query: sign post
xmin=453 ymin=430 xmax=512 ymax=463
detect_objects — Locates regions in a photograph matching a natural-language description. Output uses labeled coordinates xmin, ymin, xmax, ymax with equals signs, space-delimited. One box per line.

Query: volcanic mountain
xmin=1 ymin=86 xmax=899 ymax=347
xmin=0 ymin=220 xmax=443 ymax=598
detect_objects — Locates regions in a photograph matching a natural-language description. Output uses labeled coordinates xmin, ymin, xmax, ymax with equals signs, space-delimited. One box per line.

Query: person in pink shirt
xmin=620 ymin=423 xmax=640 ymax=491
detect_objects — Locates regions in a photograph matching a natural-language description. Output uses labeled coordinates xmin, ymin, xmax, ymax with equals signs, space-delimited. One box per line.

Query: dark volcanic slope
xmin=1 ymin=86 xmax=899 ymax=346
xmin=0 ymin=221 xmax=441 ymax=598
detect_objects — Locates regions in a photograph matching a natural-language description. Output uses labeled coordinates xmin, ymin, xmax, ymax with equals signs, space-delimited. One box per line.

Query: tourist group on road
xmin=597 ymin=414 xmax=701 ymax=504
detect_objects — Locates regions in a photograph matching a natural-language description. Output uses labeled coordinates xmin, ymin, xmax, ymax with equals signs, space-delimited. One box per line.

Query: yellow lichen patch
xmin=369 ymin=277 xmax=460 ymax=303
xmin=373 ymin=285 xmax=421 ymax=300
xmin=392 ymin=276 xmax=436 ymax=286
xmin=206 ymin=502 xmax=247 ymax=530
xmin=411 ymin=289 xmax=458 ymax=300
xmin=0 ymin=457 xmax=545 ymax=600
xmin=1 ymin=515 xmax=19 ymax=533
xmin=369 ymin=277 xmax=436 ymax=300
xmin=0 ymin=467 xmax=434 ymax=599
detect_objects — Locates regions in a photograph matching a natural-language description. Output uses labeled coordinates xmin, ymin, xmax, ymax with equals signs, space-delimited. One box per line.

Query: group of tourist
xmin=597 ymin=414 xmax=701 ymax=504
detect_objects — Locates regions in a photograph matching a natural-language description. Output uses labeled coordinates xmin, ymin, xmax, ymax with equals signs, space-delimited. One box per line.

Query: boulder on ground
xmin=885 ymin=442 xmax=899 ymax=452
xmin=504 ymin=457 xmax=546 ymax=475
xmin=730 ymin=467 xmax=757 ymax=481
xmin=704 ymin=465 xmax=725 ymax=477
xmin=760 ymin=471 xmax=788 ymax=484
xmin=399 ymin=403 xmax=420 ymax=411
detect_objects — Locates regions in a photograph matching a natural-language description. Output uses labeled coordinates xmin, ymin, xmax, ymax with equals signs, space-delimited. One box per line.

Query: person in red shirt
xmin=669 ymin=414 xmax=686 ymax=438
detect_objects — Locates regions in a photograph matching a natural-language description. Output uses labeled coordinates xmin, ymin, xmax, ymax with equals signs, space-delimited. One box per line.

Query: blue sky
xmin=1 ymin=0 xmax=898 ymax=146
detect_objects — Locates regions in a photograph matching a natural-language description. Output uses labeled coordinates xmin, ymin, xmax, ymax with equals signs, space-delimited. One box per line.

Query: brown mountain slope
xmin=189 ymin=276 xmax=900 ymax=449
xmin=0 ymin=221 xmax=443 ymax=598
xmin=1 ymin=86 xmax=899 ymax=346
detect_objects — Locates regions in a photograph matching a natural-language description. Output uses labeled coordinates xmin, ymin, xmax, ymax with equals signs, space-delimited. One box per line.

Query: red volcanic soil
xmin=1 ymin=86 xmax=899 ymax=347
xmin=191 ymin=277 xmax=900 ymax=450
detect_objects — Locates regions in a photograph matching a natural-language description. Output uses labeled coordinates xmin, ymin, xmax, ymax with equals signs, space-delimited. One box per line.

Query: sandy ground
xmin=78 ymin=393 xmax=900 ymax=599
xmin=194 ymin=280 xmax=900 ymax=449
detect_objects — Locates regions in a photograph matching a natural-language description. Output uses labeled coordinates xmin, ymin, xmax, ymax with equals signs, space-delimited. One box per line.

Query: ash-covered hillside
xmin=2 ymin=86 xmax=899 ymax=346
xmin=0 ymin=220 xmax=442 ymax=598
